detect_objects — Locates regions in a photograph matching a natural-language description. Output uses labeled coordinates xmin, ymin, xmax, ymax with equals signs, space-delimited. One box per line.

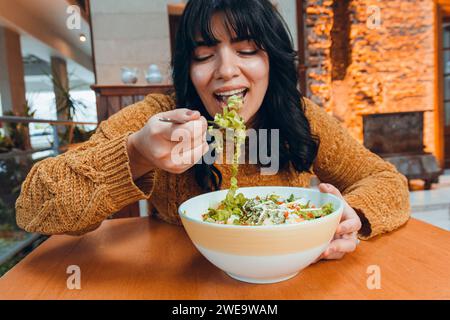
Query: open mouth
xmin=213 ymin=88 xmax=249 ymax=107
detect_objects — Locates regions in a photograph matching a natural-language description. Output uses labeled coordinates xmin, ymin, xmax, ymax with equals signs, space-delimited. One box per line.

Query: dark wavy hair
xmin=172 ymin=0 xmax=319 ymax=191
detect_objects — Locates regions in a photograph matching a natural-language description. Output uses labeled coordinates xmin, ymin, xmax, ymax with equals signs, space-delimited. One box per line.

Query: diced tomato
xmin=307 ymin=213 xmax=314 ymax=219
xmin=284 ymin=211 xmax=289 ymax=218
xmin=277 ymin=201 xmax=284 ymax=205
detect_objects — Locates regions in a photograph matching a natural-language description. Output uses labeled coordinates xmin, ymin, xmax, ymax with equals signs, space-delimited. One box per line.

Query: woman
xmin=16 ymin=0 xmax=410 ymax=261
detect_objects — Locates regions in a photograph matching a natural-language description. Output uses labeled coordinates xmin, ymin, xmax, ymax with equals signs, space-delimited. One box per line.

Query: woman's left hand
xmin=315 ymin=183 xmax=362 ymax=261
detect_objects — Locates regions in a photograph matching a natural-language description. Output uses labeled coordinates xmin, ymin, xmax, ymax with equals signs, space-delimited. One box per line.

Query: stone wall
xmin=305 ymin=0 xmax=436 ymax=154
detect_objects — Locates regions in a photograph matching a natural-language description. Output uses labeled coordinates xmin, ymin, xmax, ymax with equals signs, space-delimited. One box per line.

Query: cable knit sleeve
xmin=304 ymin=98 xmax=411 ymax=240
xmin=15 ymin=94 xmax=174 ymax=235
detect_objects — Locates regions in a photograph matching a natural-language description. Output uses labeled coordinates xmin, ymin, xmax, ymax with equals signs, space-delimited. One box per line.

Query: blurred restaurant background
xmin=0 ymin=0 xmax=449 ymax=275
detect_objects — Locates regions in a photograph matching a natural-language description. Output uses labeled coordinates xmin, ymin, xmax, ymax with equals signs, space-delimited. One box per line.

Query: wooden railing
xmin=91 ymin=84 xmax=174 ymax=123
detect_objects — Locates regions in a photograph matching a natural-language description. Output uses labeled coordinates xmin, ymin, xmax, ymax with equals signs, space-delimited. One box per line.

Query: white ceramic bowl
xmin=178 ymin=186 xmax=344 ymax=284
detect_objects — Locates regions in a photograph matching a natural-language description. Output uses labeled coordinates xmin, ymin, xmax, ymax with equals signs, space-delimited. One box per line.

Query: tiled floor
xmin=410 ymin=169 xmax=450 ymax=231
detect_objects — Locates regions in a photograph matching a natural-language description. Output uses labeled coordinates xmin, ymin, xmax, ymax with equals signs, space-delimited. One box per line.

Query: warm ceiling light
xmin=79 ymin=34 xmax=87 ymax=42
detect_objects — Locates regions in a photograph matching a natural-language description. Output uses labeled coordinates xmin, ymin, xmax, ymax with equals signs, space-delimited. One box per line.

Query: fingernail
xmin=186 ymin=110 xmax=194 ymax=116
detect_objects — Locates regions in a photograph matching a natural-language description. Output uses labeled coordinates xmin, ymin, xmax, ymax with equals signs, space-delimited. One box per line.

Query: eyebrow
xmin=194 ymin=36 xmax=253 ymax=47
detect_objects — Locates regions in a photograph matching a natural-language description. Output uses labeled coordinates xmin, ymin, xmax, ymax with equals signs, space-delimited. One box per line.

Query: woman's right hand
xmin=127 ymin=108 xmax=209 ymax=180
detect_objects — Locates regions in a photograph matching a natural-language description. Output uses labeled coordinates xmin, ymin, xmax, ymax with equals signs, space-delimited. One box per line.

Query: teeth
xmin=215 ymin=88 xmax=247 ymax=96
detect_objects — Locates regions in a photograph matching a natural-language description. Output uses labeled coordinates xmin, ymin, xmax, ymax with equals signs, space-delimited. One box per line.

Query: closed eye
xmin=238 ymin=50 xmax=258 ymax=56
xmin=193 ymin=54 xmax=213 ymax=62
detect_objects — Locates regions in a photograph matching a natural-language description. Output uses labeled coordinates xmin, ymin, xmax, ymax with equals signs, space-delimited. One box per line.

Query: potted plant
xmin=0 ymin=132 xmax=14 ymax=153
xmin=45 ymin=69 xmax=97 ymax=149
xmin=1 ymin=99 xmax=36 ymax=152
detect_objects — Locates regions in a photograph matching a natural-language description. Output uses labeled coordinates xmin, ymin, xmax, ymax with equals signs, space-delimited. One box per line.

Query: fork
xmin=159 ymin=117 xmax=227 ymax=130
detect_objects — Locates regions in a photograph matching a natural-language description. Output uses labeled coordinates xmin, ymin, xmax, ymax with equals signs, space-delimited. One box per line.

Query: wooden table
xmin=0 ymin=217 xmax=449 ymax=300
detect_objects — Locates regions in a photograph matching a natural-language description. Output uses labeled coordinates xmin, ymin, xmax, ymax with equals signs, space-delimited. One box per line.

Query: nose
xmin=214 ymin=49 xmax=240 ymax=81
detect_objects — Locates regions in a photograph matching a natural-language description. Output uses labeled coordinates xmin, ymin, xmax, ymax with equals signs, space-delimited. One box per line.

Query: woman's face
xmin=189 ymin=13 xmax=270 ymax=125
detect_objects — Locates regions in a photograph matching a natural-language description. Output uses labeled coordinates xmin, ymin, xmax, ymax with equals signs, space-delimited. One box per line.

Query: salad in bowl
xmin=179 ymin=186 xmax=344 ymax=284
xmin=178 ymin=96 xmax=343 ymax=283
xmin=203 ymin=192 xmax=334 ymax=226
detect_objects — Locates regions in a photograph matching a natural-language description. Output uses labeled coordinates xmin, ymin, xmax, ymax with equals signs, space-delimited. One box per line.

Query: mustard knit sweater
xmin=15 ymin=94 xmax=410 ymax=239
